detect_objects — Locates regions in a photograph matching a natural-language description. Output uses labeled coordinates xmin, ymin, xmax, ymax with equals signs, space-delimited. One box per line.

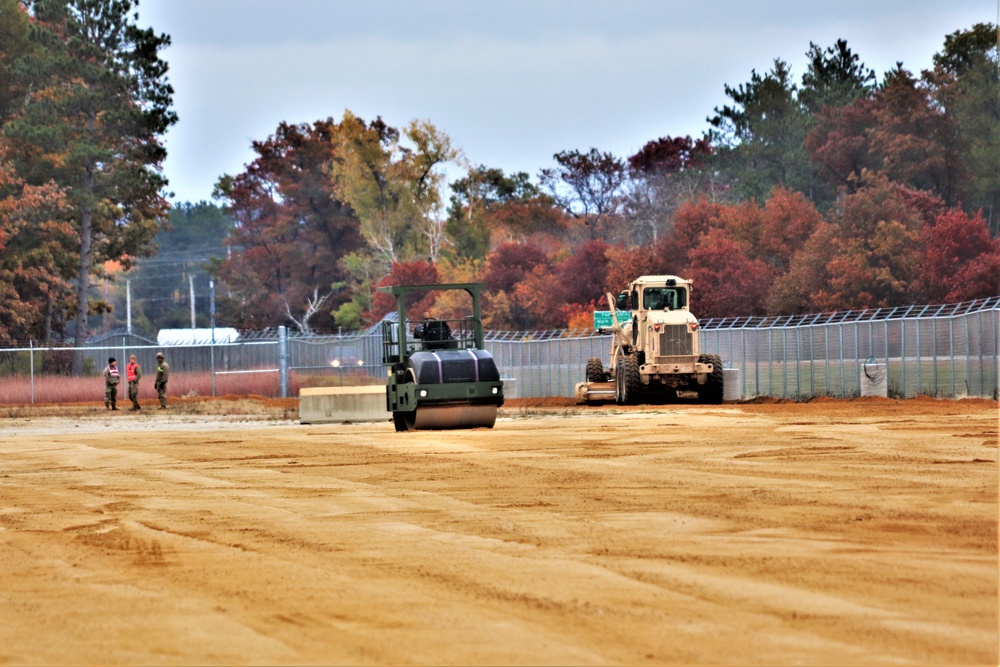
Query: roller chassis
xmin=380 ymin=283 xmax=504 ymax=431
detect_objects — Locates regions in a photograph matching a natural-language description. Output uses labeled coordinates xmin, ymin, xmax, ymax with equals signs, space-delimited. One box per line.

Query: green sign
xmin=593 ymin=311 xmax=631 ymax=330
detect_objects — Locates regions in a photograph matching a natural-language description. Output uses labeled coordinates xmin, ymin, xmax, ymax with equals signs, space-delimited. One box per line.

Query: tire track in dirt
xmin=0 ymin=400 xmax=996 ymax=664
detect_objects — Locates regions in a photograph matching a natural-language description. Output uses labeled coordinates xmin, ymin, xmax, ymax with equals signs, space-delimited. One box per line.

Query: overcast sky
xmin=136 ymin=0 xmax=996 ymax=204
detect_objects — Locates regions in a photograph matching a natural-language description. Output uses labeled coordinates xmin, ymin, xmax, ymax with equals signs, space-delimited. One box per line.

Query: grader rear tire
xmin=615 ymin=354 xmax=641 ymax=405
xmin=586 ymin=357 xmax=605 ymax=383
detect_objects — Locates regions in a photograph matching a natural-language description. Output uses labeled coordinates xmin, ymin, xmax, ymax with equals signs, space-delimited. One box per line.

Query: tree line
xmin=1 ymin=2 xmax=997 ymax=350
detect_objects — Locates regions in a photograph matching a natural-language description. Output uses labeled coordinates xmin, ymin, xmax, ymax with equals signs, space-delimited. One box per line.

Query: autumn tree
xmin=482 ymin=242 xmax=550 ymax=330
xmin=668 ymin=198 xmax=726 ymax=264
xmin=752 ymin=187 xmax=825 ymax=269
xmin=605 ymin=243 xmax=678 ymax=295
xmin=767 ymin=222 xmax=840 ymax=314
xmin=331 ymin=111 xmax=457 ymax=263
xmin=0 ymin=149 xmax=73 ymax=344
xmin=445 ymin=166 xmax=552 ymax=259
xmin=539 ymin=148 xmax=627 ymax=242
xmin=508 ymin=240 xmax=613 ymax=329
xmin=666 ymin=187 xmax=822 ymax=315
xmin=685 ymin=228 xmax=771 ymax=318
xmin=367 ymin=260 xmax=440 ymax=323
xmin=868 ymin=65 xmax=969 ymax=207
xmin=214 ymin=119 xmax=361 ymax=333
xmin=805 ymin=96 xmax=879 ymax=195
xmin=913 ymin=208 xmax=1000 ymax=302
xmin=794 ymin=174 xmax=937 ymax=311
xmin=623 ymin=135 xmax=717 ymax=244
xmin=3 ymin=0 xmax=176 ymax=371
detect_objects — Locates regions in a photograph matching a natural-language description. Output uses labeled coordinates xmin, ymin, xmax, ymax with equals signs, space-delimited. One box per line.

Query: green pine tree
xmin=3 ymin=0 xmax=176 ymax=371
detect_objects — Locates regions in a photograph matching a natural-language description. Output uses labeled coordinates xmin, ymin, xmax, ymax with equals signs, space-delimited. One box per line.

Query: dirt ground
xmin=0 ymin=397 xmax=997 ymax=665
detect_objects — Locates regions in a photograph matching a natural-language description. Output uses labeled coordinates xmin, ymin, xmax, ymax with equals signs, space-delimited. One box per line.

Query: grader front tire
xmin=698 ymin=354 xmax=724 ymax=404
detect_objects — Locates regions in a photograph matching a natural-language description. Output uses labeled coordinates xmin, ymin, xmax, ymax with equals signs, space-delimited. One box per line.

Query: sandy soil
xmin=0 ymin=398 xmax=997 ymax=665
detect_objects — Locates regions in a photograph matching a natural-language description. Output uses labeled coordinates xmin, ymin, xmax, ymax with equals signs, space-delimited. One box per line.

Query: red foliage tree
xmin=806 ymin=175 xmax=930 ymax=310
xmin=669 ymin=198 xmax=725 ymax=262
xmin=685 ymin=228 xmax=771 ymax=318
xmin=767 ymin=222 xmax=840 ymax=314
xmin=485 ymin=197 xmax=571 ymax=248
xmin=367 ymin=260 xmax=441 ymax=322
xmin=805 ymin=98 xmax=878 ymax=191
xmin=628 ymin=135 xmax=712 ymax=173
xmin=484 ymin=242 xmax=549 ymax=294
xmin=0 ymin=157 xmax=74 ymax=344
xmin=868 ymin=67 xmax=970 ymax=207
xmin=553 ymin=240 xmax=611 ymax=307
xmin=507 ymin=241 xmax=611 ymax=329
xmin=606 ymin=244 xmax=679 ymax=294
xmin=757 ymin=188 xmax=825 ymax=268
xmin=914 ymin=208 xmax=1000 ymax=302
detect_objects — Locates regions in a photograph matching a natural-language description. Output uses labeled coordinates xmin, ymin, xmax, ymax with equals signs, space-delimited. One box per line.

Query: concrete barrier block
xmin=299 ymin=385 xmax=389 ymax=424
xmin=723 ymin=368 xmax=742 ymax=401
xmin=860 ymin=361 xmax=888 ymax=398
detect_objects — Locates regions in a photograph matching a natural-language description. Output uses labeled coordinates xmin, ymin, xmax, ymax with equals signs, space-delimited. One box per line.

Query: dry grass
xmin=1 ymin=394 xmax=299 ymax=419
xmin=0 ymin=369 xmax=382 ymax=406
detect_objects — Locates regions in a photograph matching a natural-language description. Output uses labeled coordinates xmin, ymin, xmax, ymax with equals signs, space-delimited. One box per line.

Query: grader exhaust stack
xmin=380 ymin=283 xmax=504 ymax=431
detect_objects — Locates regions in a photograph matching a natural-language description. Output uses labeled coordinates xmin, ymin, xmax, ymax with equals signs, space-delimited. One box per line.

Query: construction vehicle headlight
xmin=492 ymin=387 xmax=498 ymax=394
xmin=357 ymin=359 xmax=364 ymax=366
xmin=419 ymin=390 xmax=427 ymax=397
xmin=330 ymin=359 xmax=341 ymax=367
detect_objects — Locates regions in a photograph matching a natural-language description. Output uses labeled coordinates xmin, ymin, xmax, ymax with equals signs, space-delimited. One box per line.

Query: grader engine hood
xmin=643 ymin=311 xmax=700 ymax=358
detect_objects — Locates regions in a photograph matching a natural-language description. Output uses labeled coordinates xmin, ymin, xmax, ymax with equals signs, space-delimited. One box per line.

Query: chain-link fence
xmin=1 ymin=297 xmax=997 ymax=403
xmin=700 ymin=299 xmax=999 ymax=399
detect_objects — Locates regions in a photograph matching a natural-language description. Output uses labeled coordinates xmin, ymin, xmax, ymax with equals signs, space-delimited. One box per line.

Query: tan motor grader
xmin=575 ymin=275 xmax=724 ymax=405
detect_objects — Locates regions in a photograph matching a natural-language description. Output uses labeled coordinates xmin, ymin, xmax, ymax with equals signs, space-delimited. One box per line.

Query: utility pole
xmin=189 ymin=274 xmax=196 ymax=329
xmin=210 ymin=279 xmax=216 ymax=397
xmin=126 ymin=279 xmax=132 ymax=334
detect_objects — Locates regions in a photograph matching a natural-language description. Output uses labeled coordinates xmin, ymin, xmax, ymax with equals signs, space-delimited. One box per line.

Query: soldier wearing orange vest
xmin=103 ymin=357 xmax=120 ymax=410
xmin=126 ymin=355 xmax=142 ymax=411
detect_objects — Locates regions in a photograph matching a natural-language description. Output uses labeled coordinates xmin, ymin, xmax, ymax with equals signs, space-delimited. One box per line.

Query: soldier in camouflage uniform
xmin=154 ymin=352 xmax=169 ymax=409
xmin=103 ymin=357 xmax=120 ymax=410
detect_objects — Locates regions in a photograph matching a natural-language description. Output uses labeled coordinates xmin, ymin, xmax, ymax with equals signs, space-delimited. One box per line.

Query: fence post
xmin=122 ymin=336 xmax=127 ymax=405
xmin=279 ymin=325 xmax=288 ymax=399
xmin=838 ymin=324 xmax=845 ymax=396
xmin=901 ymin=319 xmax=906 ymax=397
xmin=932 ymin=318 xmax=938 ymax=396
xmin=949 ymin=318 xmax=955 ymax=397
xmin=30 ymin=339 xmax=35 ymax=405
xmin=978 ymin=312 xmax=985 ymax=397
xmin=824 ymin=327 xmax=830 ymax=395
